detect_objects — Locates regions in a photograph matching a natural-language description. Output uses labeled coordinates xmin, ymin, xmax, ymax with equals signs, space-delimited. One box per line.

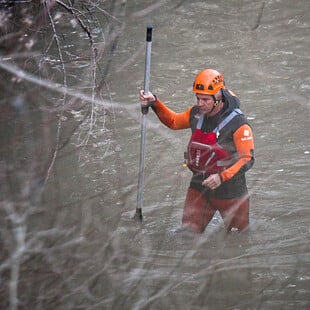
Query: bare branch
xmin=0 ymin=59 xmax=120 ymax=110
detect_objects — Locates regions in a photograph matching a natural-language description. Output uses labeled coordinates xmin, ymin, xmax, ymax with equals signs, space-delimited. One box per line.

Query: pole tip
xmin=133 ymin=208 xmax=143 ymax=222
xmin=146 ymin=25 xmax=153 ymax=42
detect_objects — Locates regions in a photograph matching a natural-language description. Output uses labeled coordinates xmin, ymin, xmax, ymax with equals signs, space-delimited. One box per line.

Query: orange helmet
xmin=193 ymin=69 xmax=225 ymax=95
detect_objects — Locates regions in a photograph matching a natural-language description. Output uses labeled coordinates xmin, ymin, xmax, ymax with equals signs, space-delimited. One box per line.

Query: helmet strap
xmin=206 ymin=94 xmax=222 ymax=117
xmin=212 ymin=95 xmax=220 ymax=108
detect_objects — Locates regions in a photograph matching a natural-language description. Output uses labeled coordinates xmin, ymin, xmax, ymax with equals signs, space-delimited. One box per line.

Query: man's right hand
xmin=139 ymin=90 xmax=156 ymax=107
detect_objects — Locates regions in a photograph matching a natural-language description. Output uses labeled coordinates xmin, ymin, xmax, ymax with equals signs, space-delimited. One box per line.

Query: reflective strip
xmin=213 ymin=109 xmax=243 ymax=133
xmin=191 ymin=141 xmax=213 ymax=150
xmin=196 ymin=114 xmax=204 ymax=130
xmin=205 ymin=152 xmax=215 ymax=167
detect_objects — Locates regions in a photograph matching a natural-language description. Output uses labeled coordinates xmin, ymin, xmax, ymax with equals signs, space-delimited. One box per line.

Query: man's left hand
xmin=202 ymin=173 xmax=222 ymax=190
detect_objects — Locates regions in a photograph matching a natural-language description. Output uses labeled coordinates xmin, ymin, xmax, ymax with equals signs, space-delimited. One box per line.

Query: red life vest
xmin=187 ymin=109 xmax=242 ymax=175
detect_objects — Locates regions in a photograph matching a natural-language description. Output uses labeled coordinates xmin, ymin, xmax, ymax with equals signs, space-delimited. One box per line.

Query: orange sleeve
xmin=153 ymin=97 xmax=191 ymax=130
xmin=220 ymin=124 xmax=254 ymax=182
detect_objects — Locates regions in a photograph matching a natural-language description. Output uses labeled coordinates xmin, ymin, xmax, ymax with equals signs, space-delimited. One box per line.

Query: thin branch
xmin=131 ymin=0 xmax=168 ymax=18
xmin=56 ymin=0 xmax=94 ymax=45
xmin=0 ymin=58 xmax=122 ymax=108
xmin=89 ymin=0 xmax=122 ymax=23
xmin=252 ymin=1 xmax=265 ymax=30
xmin=55 ymin=0 xmax=99 ymax=145
xmin=43 ymin=0 xmax=67 ymax=187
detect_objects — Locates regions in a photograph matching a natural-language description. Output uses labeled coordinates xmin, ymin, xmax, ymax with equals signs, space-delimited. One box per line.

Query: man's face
xmin=196 ymin=94 xmax=215 ymax=115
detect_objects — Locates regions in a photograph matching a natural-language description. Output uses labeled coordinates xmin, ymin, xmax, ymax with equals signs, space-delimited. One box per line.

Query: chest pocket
xmin=186 ymin=109 xmax=242 ymax=175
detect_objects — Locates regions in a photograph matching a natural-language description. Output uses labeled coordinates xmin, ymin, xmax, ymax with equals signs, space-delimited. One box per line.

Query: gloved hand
xmin=139 ymin=90 xmax=156 ymax=108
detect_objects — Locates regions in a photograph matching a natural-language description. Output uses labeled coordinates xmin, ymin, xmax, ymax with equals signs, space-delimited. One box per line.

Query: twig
xmin=55 ymin=0 xmax=98 ymax=145
xmin=0 ymin=59 xmax=116 ymax=109
xmin=131 ymin=0 xmax=168 ymax=18
xmin=252 ymin=1 xmax=265 ymax=30
xmin=43 ymin=0 xmax=67 ymax=187
xmin=89 ymin=0 xmax=122 ymax=24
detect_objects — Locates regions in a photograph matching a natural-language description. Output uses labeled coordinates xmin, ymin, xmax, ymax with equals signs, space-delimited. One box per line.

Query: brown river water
xmin=0 ymin=0 xmax=309 ymax=309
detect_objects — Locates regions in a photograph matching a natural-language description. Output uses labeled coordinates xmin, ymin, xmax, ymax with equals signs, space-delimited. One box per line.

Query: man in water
xmin=139 ymin=68 xmax=255 ymax=233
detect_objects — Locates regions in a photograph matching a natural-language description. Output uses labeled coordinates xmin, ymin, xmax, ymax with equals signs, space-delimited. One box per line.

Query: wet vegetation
xmin=0 ymin=1 xmax=141 ymax=308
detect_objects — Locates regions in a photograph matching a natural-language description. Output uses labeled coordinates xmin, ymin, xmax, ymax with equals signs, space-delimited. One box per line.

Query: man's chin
xmin=199 ymin=108 xmax=210 ymax=115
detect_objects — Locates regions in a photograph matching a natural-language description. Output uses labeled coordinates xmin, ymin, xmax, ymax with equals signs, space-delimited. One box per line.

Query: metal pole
xmin=134 ymin=25 xmax=153 ymax=222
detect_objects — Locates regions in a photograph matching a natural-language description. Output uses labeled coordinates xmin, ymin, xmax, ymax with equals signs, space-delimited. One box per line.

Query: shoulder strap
xmin=213 ymin=108 xmax=243 ymax=133
xmin=196 ymin=108 xmax=243 ymax=131
xmin=196 ymin=114 xmax=205 ymax=130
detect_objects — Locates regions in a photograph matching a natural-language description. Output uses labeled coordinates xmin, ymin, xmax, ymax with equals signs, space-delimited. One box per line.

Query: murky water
xmin=103 ymin=1 xmax=310 ymax=308
xmin=1 ymin=0 xmax=309 ymax=309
